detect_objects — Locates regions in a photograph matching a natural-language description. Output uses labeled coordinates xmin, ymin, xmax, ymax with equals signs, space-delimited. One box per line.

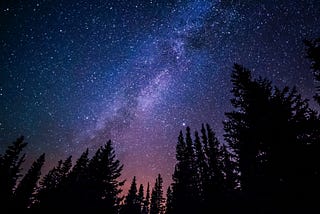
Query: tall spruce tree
xmin=138 ymin=184 xmax=144 ymax=212
xmin=67 ymin=148 xmax=89 ymax=183
xmin=121 ymin=176 xmax=140 ymax=214
xmin=224 ymin=63 xmax=320 ymax=212
xmin=172 ymin=128 xmax=209 ymax=213
xmin=171 ymin=131 xmax=188 ymax=214
xmin=185 ymin=127 xmax=199 ymax=203
xmin=304 ymin=38 xmax=320 ymax=104
xmin=142 ymin=182 xmax=150 ymax=214
xmin=0 ymin=136 xmax=27 ymax=210
xmin=36 ymin=156 xmax=72 ymax=209
xmin=85 ymin=140 xmax=124 ymax=212
xmin=13 ymin=153 xmax=45 ymax=209
xmin=165 ymin=187 xmax=173 ymax=214
xmin=150 ymin=174 xmax=164 ymax=214
xmin=205 ymin=124 xmax=225 ymax=206
xmin=194 ymin=130 xmax=207 ymax=202
xmin=58 ymin=149 xmax=89 ymax=209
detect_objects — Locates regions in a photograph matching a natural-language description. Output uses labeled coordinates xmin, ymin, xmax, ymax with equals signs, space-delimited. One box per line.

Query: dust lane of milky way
xmin=0 ymin=0 xmax=320 ymax=191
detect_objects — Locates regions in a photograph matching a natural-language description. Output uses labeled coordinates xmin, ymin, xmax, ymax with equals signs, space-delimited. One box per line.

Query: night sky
xmin=1 ymin=0 xmax=320 ymax=190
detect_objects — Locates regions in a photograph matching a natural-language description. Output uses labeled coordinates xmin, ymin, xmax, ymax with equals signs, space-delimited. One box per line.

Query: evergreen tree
xmin=85 ymin=140 xmax=124 ymax=213
xmin=224 ymin=64 xmax=271 ymax=195
xmin=58 ymin=149 xmax=89 ymax=209
xmin=185 ymin=127 xmax=199 ymax=201
xmin=13 ymin=153 xmax=45 ymax=209
xmin=171 ymin=131 xmax=188 ymax=214
xmin=150 ymin=174 xmax=164 ymax=214
xmin=205 ymin=124 xmax=225 ymax=207
xmin=138 ymin=184 xmax=144 ymax=211
xmin=67 ymin=148 xmax=89 ymax=183
xmin=142 ymin=182 xmax=150 ymax=214
xmin=171 ymin=128 xmax=206 ymax=213
xmin=0 ymin=136 xmax=27 ymax=210
xmin=304 ymin=38 xmax=320 ymax=104
xmin=36 ymin=156 xmax=72 ymax=209
xmin=220 ymin=145 xmax=237 ymax=191
xmin=194 ymin=130 xmax=207 ymax=201
xmin=165 ymin=187 xmax=173 ymax=214
xmin=121 ymin=176 xmax=140 ymax=214
xmin=224 ymin=63 xmax=320 ymax=212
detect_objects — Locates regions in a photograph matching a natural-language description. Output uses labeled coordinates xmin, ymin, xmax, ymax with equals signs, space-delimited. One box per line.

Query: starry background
xmin=1 ymin=0 xmax=319 ymax=191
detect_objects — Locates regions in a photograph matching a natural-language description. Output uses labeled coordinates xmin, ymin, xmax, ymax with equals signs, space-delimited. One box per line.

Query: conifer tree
xmin=171 ymin=131 xmax=188 ymax=214
xmin=0 ymin=136 xmax=27 ymax=209
xmin=304 ymin=38 xmax=320 ymax=104
xmin=67 ymin=148 xmax=89 ymax=183
xmin=220 ymin=145 xmax=237 ymax=191
xmin=13 ymin=153 xmax=45 ymax=209
xmin=194 ymin=131 xmax=207 ymax=200
xmin=121 ymin=176 xmax=140 ymax=214
xmin=138 ymin=184 xmax=144 ymax=211
xmin=185 ymin=127 xmax=198 ymax=199
xmin=171 ymin=128 xmax=205 ymax=213
xmin=142 ymin=182 xmax=150 ymax=214
xmin=224 ymin=63 xmax=320 ymax=212
xmin=165 ymin=187 xmax=173 ymax=214
xmin=36 ymin=156 xmax=72 ymax=209
xmin=59 ymin=149 xmax=89 ymax=208
xmin=85 ymin=140 xmax=124 ymax=212
xmin=150 ymin=174 xmax=164 ymax=214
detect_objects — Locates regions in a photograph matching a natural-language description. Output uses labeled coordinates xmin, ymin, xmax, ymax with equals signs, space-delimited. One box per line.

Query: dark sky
xmin=1 ymin=0 xmax=319 ymax=190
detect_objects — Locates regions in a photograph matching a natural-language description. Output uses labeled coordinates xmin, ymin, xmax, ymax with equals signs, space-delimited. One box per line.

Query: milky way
xmin=1 ymin=0 xmax=320 ymax=190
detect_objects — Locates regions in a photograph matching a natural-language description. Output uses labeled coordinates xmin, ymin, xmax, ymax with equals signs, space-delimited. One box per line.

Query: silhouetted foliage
xmin=13 ymin=153 xmax=45 ymax=210
xmin=224 ymin=63 xmax=320 ymax=212
xmin=121 ymin=176 xmax=141 ymax=214
xmin=34 ymin=140 xmax=124 ymax=213
xmin=142 ymin=182 xmax=150 ymax=214
xmin=78 ymin=141 xmax=124 ymax=213
xmin=304 ymin=37 xmax=320 ymax=104
xmin=35 ymin=156 xmax=72 ymax=209
xmin=138 ymin=184 xmax=145 ymax=211
xmin=165 ymin=187 xmax=173 ymax=214
xmin=171 ymin=125 xmax=236 ymax=214
xmin=0 ymin=136 xmax=27 ymax=210
xmin=150 ymin=174 xmax=164 ymax=214
xmin=1 ymin=40 xmax=320 ymax=213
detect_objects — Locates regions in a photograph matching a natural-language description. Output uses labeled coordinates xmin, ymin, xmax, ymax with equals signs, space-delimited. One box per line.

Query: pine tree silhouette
xmin=138 ymin=184 xmax=145 ymax=212
xmin=171 ymin=128 xmax=204 ymax=214
xmin=85 ymin=140 xmax=124 ymax=213
xmin=142 ymin=182 xmax=150 ymax=214
xmin=165 ymin=187 xmax=173 ymax=214
xmin=205 ymin=124 xmax=226 ymax=212
xmin=58 ymin=149 xmax=89 ymax=209
xmin=150 ymin=174 xmax=164 ymax=214
xmin=13 ymin=153 xmax=45 ymax=209
xmin=36 ymin=155 xmax=72 ymax=209
xmin=121 ymin=176 xmax=141 ymax=214
xmin=224 ymin=63 xmax=320 ymax=212
xmin=194 ymin=130 xmax=207 ymax=204
xmin=171 ymin=131 xmax=188 ymax=214
xmin=0 ymin=136 xmax=27 ymax=210
xmin=304 ymin=38 xmax=320 ymax=104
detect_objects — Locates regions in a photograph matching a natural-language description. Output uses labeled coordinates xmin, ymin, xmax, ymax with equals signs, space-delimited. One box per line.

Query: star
xmin=0 ymin=0 xmax=319 ymax=194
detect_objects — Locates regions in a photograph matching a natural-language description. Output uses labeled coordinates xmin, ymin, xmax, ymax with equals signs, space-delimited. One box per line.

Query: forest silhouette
xmin=0 ymin=38 xmax=319 ymax=213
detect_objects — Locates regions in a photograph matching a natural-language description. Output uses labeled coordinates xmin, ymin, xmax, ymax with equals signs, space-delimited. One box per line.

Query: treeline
xmin=0 ymin=136 xmax=166 ymax=213
xmin=0 ymin=139 xmax=124 ymax=212
xmin=0 ymin=38 xmax=320 ymax=213
xmin=167 ymin=37 xmax=320 ymax=213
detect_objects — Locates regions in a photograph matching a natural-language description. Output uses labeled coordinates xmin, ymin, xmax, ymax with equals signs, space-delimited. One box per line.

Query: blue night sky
xmin=1 ymin=0 xmax=319 ymax=189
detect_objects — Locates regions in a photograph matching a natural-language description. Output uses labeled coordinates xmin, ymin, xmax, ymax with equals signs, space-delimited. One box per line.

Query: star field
xmin=1 ymin=0 xmax=320 ymax=190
